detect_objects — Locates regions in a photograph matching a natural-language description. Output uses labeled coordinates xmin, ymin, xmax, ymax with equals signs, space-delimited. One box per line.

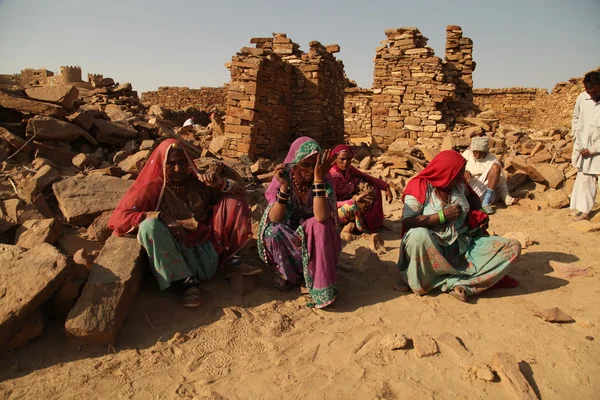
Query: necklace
xmin=292 ymin=174 xmax=309 ymax=194
xmin=169 ymin=179 xmax=187 ymax=191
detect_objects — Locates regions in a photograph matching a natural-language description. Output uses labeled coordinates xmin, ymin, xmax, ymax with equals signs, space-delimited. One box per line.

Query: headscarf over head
xmin=471 ymin=136 xmax=489 ymax=152
xmin=108 ymin=139 xmax=210 ymax=244
xmin=402 ymin=150 xmax=467 ymax=204
xmin=331 ymin=144 xmax=353 ymax=157
xmin=266 ymin=136 xmax=322 ymax=203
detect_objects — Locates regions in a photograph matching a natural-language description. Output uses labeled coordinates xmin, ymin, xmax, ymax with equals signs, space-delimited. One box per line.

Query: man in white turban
xmin=462 ymin=136 xmax=515 ymax=214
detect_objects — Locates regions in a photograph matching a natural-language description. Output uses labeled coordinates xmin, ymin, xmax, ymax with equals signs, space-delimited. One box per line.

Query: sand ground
xmin=1 ymin=201 xmax=599 ymax=400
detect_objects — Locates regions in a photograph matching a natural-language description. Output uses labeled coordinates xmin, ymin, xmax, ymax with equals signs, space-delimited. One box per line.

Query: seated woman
xmin=108 ymin=139 xmax=255 ymax=308
xmin=462 ymin=136 xmax=516 ymax=214
xmin=258 ymin=137 xmax=341 ymax=309
xmin=329 ymin=145 xmax=393 ymax=234
xmin=397 ymin=150 xmax=521 ymax=302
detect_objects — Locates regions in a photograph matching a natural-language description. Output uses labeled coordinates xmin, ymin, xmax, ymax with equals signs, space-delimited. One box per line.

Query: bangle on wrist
xmin=438 ymin=210 xmax=446 ymax=224
xmin=276 ymin=195 xmax=289 ymax=204
xmin=312 ymin=182 xmax=326 ymax=190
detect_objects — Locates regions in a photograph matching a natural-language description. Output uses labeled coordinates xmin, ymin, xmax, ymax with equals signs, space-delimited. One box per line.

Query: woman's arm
xmin=268 ymin=164 xmax=290 ymax=223
xmin=312 ymin=150 xmax=334 ymax=223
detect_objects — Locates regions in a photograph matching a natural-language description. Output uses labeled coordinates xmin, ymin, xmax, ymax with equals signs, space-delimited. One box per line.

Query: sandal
xmin=393 ymin=280 xmax=411 ymax=292
xmin=181 ymin=277 xmax=201 ymax=308
xmin=448 ymin=286 xmax=467 ymax=302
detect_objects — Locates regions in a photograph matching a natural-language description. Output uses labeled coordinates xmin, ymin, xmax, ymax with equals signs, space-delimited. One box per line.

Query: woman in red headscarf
xmin=329 ymin=144 xmax=393 ymax=233
xmin=396 ymin=150 xmax=521 ymax=301
xmin=108 ymin=139 xmax=255 ymax=308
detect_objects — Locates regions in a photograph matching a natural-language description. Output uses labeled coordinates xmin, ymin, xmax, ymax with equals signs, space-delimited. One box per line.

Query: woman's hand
xmin=385 ymin=187 xmax=393 ymax=204
xmin=199 ymin=172 xmax=224 ymax=189
xmin=159 ymin=212 xmax=186 ymax=241
xmin=314 ymin=149 xmax=334 ymax=182
xmin=273 ymin=164 xmax=289 ymax=192
xmin=443 ymin=204 xmax=462 ymax=221
xmin=352 ymin=192 xmax=371 ymax=210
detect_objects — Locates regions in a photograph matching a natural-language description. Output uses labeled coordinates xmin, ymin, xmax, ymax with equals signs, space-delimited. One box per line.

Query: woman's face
xmin=293 ymin=154 xmax=317 ymax=184
xmin=472 ymin=150 xmax=487 ymax=160
xmin=445 ymin=165 xmax=466 ymax=189
xmin=335 ymin=151 xmax=353 ymax=171
xmin=165 ymin=148 xmax=189 ymax=185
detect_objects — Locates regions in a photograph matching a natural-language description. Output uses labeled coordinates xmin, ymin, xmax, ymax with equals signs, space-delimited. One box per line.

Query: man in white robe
xmin=183 ymin=116 xmax=195 ymax=127
xmin=570 ymin=70 xmax=600 ymax=220
xmin=463 ymin=136 xmax=515 ymax=214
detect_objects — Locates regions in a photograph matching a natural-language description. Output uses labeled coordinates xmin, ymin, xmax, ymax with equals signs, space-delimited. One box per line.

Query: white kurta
xmin=570 ymin=91 xmax=600 ymax=213
xmin=462 ymin=149 xmax=514 ymax=205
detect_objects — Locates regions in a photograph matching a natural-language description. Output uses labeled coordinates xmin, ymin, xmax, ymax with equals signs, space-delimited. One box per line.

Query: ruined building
xmin=346 ymin=25 xmax=476 ymax=148
xmin=220 ymin=34 xmax=346 ymax=159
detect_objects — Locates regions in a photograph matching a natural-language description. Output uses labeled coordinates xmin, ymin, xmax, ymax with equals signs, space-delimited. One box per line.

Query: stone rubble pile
xmin=0 ymin=81 xmax=262 ymax=350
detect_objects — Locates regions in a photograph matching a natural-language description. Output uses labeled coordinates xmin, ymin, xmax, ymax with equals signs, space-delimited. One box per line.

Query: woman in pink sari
xmin=329 ymin=145 xmax=393 ymax=233
xmin=258 ymin=137 xmax=341 ymax=309
xmin=108 ymin=139 xmax=254 ymax=307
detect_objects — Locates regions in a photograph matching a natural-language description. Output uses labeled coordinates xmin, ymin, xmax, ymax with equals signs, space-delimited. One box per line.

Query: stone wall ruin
xmin=221 ymin=34 xmax=346 ymax=159
xmin=140 ymin=86 xmax=228 ymax=113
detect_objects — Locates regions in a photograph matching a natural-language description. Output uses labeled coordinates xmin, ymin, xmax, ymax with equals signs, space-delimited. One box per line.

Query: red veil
xmin=108 ymin=139 xmax=211 ymax=246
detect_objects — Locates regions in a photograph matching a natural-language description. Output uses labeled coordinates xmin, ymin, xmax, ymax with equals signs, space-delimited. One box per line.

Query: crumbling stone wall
xmin=473 ymin=88 xmax=543 ymax=127
xmin=222 ymin=34 xmax=345 ymax=159
xmin=371 ymin=27 xmax=457 ymax=148
xmin=141 ymin=86 xmax=227 ymax=112
xmin=344 ymin=88 xmax=373 ymax=140
xmin=443 ymin=25 xmax=476 ymax=124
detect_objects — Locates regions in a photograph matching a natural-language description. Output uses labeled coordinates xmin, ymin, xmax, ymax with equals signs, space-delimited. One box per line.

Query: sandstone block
xmin=52 ymin=175 xmax=133 ymax=226
xmin=0 ymin=244 xmax=72 ymax=349
xmin=65 ymin=236 xmax=145 ymax=345
xmin=545 ymin=189 xmax=569 ymax=209
xmin=15 ymin=218 xmax=60 ymax=249
xmin=104 ymin=104 xmax=131 ymax=121
xmin=66 ymin=110 xmax=95 ymax=131
xmin=491 ymin=352 xmax=537 ymax=400
xmin=72 ymin=153 xmax=100 ymax=170
xmin=380 ymin=333 xmax=409 ymax=350
xmin=118 ymin=150 xmax=150 ymax=174
xmin=87 ymin=211 xmax=114 ymax=242
xmin=0 ymin=90 xmax=66 ymax=117
xmin=25 ymin=85 xmax=79 ymax=109
xmin=535 ymin=164 xmax=564 ymax=189
xmin=0 ymin=126 xmax=30 ymax=154
xmin=26 ymin=116 xmax=87 ymax=142
xmin=1 ymin=310 xmax=44 ymax=353
xmin=413 ymin=335 xmax=439 ymax=358
xmin=92 ymin=119 xmax=138 ymax=144
xmin=18 ymin=164 xmax=62 ymax=203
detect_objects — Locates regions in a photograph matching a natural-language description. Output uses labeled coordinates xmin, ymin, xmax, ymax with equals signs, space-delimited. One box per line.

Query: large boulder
xmin=0 ymin=244 xmax=72 ymax=350
xmin=25 ymin=85 xmax=79 ymax=109
xmin=65 ymin=236 xmax=145 ymax=345
xmin=0 ymin=89 xmax=66 ymax=118
xmin=26 ymin=115 xmax=88 ymax=142
xmin=535 ymin=164 xmax=565 ymax=189
xmin=104 ymin=104 xmax=131 ymax=122
xmin=52 ymin=175 xmax=133 ymax=226
xmin=118 ymin=150 xmax=150 ymax=174
xmin=65 ymin=110 xmax=94 ymax=131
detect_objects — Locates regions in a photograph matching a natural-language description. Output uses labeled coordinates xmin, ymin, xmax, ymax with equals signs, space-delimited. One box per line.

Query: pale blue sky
xmin=0 ymin=0 xmax=598 ymax=94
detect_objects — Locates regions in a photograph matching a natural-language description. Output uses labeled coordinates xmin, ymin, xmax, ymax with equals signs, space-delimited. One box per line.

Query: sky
xmin=0 ymin=0 xmax=599 ymax=94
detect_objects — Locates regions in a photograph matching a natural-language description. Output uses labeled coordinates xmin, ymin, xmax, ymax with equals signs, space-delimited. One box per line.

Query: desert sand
xmin=1 ymin=200 xmax=599 ymax=400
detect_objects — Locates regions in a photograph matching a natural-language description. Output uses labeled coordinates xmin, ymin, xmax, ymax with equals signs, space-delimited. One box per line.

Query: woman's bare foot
xmin=448 ymin=286 xmax=467 ymax=302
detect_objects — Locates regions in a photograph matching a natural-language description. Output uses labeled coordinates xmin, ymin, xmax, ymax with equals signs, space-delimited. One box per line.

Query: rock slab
xmin=491 ymin=352 xmax=537 ymax=400
xmin=413 ymin=335 xmax=439 ymax=358
xmin=65 ymin=236 xmax=145 ymax=345
xmin=26 ymin=115 xmax=88 ymax=142
xmin=0 ymin=244 xmax=72 ymax=349
xmin=25 ymin=85 xmax=79 ymax=109
xmin=52 ymin=175 xmax=133 ymax=226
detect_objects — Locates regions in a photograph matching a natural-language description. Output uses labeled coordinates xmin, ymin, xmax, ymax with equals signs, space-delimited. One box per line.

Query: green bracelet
xmin=438 ymin=210 xmax=446 ymax=224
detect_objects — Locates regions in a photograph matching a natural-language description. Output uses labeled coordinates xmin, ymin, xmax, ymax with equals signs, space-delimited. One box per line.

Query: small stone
xmin=474 ymin=365 xmax=496 ymax=382
xmin=491 ymin=352 xmax=537 ymax=400
xmin=568 ymin=220 xmax=600 ymax=233
xmin=359 ymin=156 xmax=373 ymax=170
xmin=72 ymin=153 xmax=99 ymax=170
xmin=502 ymin=232 xmax=533 ymax=249
xmin=534 ymin=307 xmax=574 ymax=323
xmin=380 ymin=334 xmax=409 ymax=350
xmin=413 ymin=335 xmax=439 ymax=358
xmin=545 ymin=189 xmax=569 ymax=209
xmin=549 ymin=260 xmax=588 ymax=279
xmin=586 ymin=336 xmax=594 ymax=341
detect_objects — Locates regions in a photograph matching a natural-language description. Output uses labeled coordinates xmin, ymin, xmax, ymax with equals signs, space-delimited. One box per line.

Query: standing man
xmin=570 ymin=70 xmax=600 ymax=220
